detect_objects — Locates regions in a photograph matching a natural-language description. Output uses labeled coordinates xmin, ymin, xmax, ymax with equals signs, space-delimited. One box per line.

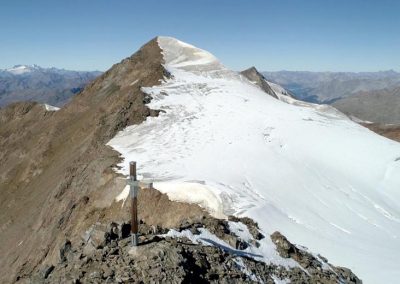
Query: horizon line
xmin=1 ymin=64 xmax=399 ymax=74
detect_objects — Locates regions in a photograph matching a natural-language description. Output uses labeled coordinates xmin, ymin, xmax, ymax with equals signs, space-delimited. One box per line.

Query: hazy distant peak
xmin=0 ymin=65 xmax=101 ymax=107
xmin=5 ymin=64 xmax=41 ymax=75
xmin=2 ymin=64 xmax=102 ymax=76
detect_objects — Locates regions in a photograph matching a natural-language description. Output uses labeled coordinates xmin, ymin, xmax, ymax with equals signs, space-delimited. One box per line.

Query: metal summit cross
xmin=126 ymin=161 xmax=153 ymax=247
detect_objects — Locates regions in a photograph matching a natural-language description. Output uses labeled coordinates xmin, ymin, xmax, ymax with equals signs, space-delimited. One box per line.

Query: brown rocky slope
xmin=361 ymin=123 xmax=400 ymax=142
xmin=0 ymin=37 xmax=173 ymax=283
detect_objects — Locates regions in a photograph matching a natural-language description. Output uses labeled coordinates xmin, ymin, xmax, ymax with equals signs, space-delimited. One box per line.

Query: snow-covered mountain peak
xmin=3 ymin=64 xmax=45 ymax=75
xmin=6 ymin=64 xmax=39 ymax=75
xmin=157 ymin=36 xmax=230 ymax=76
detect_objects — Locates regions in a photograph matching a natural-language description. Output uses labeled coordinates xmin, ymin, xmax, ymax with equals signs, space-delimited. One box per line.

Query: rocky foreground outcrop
xmin=30 ymin=216 xmax=361 ymax=284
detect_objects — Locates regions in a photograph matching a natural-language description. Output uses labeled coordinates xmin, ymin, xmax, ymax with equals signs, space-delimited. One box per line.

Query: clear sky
xmin=1 ymin=0 xmax=399 ymax=72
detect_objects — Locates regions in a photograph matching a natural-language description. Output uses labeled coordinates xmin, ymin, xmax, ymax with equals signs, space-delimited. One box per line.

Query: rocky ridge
xmin=30 ymin=215 xmax=361 ymax=284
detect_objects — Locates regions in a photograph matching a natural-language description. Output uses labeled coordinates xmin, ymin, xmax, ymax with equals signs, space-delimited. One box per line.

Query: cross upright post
xmin=129 ymin=161 xmax=139 ymax=246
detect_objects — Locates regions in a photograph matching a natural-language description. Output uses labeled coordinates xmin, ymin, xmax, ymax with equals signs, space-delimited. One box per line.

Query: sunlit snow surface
xmin=108 ymin=36 xmax=400 ymax=283
xmin=162 ymin=222 xmax=300 ymax=283
xmin=44 ymin=104 xmax=60 ymax=111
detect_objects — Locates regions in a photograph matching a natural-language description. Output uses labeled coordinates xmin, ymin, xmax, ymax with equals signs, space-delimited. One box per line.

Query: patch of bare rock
xmin=30 ymin=216 xmax=361 ymax=284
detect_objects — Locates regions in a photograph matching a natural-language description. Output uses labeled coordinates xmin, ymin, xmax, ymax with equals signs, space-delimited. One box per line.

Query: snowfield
xmin=43 ymin=104 xmax=60 ymax=111
xmin=108 ymin=36 xmax=400 ymax=283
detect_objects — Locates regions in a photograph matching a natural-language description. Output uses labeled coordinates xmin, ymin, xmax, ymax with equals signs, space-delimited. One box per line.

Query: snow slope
xmin=43 ymin=104 xmax=60 ymax=111
xmin=108 ymin=36 xmax=400 ymax=283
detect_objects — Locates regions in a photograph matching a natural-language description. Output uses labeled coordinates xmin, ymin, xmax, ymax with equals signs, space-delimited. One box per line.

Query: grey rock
xmin=241 ymin=67 xmax=278 ymax=99
xmin=59 ymin=240 xmax=72 ymax=263
xmin=32 ymin=217 xmax=362 ymax=284
xmin=40 ymin=265 xmax=54 ymax=280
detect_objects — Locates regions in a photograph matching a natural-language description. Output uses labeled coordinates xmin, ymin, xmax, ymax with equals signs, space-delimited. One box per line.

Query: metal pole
xmin=129 ymin=161 xmax=139 ymax=246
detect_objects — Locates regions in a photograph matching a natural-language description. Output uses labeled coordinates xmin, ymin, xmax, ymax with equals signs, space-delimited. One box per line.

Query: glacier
xmin=108 ymin=36 xmax=400 ymax=283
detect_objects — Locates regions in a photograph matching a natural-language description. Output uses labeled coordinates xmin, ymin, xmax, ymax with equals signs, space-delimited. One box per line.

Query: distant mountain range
xmin=332 ymin=86 xmax=400 ymax=124
xmin=262 ymin=70 xmax=400 ymax=103
xmin=0 ymin=65 xmax=101 ymax=107
xmin=262 ymin=70 xmax=400 ymax=125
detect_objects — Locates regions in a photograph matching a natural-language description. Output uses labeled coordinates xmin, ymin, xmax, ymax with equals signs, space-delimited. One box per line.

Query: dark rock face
xmin=29 ymin=217 xmax=362 ymax=284
xmin=240 ymin=67 xmax=278 ymax=99
xmin=271 ymin=232 xmax=362 ymax=284
xmin=59 ymin=240 xmax=72 ymax=263
xmin=41 ymin=265 xmax=54 ymax=280
xmin=229 ymin=216 xmax=264 ymax=240
xmin=271 ymin=232 xmax=297 ymax=258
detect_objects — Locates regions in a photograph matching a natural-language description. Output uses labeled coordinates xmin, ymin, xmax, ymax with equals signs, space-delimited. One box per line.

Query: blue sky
xmin=1 ymin=0 xmax=399 ymax=72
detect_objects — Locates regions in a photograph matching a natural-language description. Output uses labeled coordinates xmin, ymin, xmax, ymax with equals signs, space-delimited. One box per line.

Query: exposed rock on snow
xmin=30 ymin=217 xmax=361 ymax=284
xmin=240 ymin=66 xmax=278 ymax=99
